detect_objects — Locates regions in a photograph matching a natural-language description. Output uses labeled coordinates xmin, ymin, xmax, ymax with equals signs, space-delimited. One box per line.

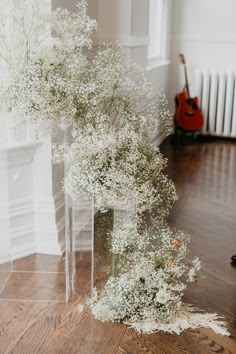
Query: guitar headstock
xmin=178 ymin=53 xmax=186 ymax=65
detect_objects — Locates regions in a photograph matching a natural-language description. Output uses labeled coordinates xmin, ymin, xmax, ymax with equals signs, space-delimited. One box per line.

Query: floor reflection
xmin=162 ymin=138 xmax=236 ymax=332
xmin=0 ymin=210 xmax=114 ymax=302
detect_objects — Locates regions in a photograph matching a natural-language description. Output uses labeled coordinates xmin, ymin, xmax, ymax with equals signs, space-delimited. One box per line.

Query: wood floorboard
xmin=0 ymin=138 xmax=236 ymax=353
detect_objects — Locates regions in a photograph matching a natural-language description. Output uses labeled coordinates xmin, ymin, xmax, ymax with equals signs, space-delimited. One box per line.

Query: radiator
xmin=195 ymin=70 xmax=236 ymax=137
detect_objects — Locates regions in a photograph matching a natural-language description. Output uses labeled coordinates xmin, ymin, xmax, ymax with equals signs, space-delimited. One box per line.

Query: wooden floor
xmin=0 ymin=138 xmax=236 ymax=353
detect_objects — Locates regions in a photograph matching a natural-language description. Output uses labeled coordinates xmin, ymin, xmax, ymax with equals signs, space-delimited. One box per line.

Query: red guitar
xmin=175 ymin=54 xmax=204 ymax=131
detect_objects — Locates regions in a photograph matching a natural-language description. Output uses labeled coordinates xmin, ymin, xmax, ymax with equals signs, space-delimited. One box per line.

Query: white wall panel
xmin=168 ymin=0 xmax=236 ymax=113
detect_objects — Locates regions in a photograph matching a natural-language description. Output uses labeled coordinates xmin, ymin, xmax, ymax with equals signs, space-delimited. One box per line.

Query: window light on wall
xmin=148 ymin=0 xmax=164 ymax=60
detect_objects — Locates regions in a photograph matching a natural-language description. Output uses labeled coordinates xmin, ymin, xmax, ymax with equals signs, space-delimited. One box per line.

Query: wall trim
xmin=11 ymin=224 xmax=34 ymax=240
xmin=0 ymin=242 xmax=36 ymax=264
xmin=170 ymin=35 xmax=236 ymax=44
xmin=9 ymin=197 xmax=33 ymax=218
xmin=146 ymin=59 xmax=170 ymax=72
xmin=11 ymin=241 xmax=35 ymax=261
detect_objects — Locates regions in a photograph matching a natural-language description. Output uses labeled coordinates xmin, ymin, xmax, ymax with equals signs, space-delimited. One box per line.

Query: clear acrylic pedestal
xmin=0 ymin=140 xmax=71 ymax=302
xmin=68 ymin=196 xmax=130 ymax=300
xmin=0 ymin=134 xmax=130 ymax=302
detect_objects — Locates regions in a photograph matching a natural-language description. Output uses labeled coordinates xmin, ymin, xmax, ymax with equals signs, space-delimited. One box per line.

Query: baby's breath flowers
xmin=90 ymin=220 xmax=199 ymax=327
xmin=0 ymin=0 xmax=97 ymax=132
xmin=91 ymin=220 xmax=229 ymax=335
xmin=0 ymin=2 xmax=172 ymax=137
xmin=53 ymin=121 xmax=177 ymax=214
xmin=0 ymin=0 xmax=229 ymax=336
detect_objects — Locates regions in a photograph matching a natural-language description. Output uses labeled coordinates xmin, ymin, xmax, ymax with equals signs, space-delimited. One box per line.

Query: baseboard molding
xmin=0 ymin=197 xmax=33 ymax=220
xmin=11 ymin=242 xmax=36 ymax=261
xmin=0 ymin=241 xmax=36 ymax=264
xmin=36 ymin=244 xmax=62 ymax=256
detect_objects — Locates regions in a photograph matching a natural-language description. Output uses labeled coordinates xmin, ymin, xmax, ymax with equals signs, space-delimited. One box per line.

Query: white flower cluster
xmin=0 ymin=1 xmax=228 ymax=336
xmin=53 ymin=122 xmax=177 ymax=214
xmin=92 ymin=219 xmax=228 ymax=335
xmin=0 ymin=0 xmax=97 ymax=131
xmin=91 ymin=217 xmax=204 ymax=328
xmin=0 ymin=2 xmax=172 ymax=137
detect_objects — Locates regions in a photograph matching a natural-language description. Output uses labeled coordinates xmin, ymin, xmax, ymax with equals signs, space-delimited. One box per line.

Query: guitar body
xmin=175 ymin=91 xmax=204 ymax=131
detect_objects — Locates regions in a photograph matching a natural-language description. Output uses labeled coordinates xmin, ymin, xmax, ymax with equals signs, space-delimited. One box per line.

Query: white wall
xmin=94 ymin=0 xmax=172 ymax=143
xmin=0 ymin=0 xmax=63 ymax=261
xmin=97 ymin=0 xmax=132 ymax=42
xmin=52 ymin=0 xmax=172 ymax=93
xmin=168 ymin=0 xmax=236 ymax=110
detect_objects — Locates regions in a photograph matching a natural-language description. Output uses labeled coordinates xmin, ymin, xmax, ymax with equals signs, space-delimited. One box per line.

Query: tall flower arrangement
xmin=0 ymin=0 xmax=229 ymax=336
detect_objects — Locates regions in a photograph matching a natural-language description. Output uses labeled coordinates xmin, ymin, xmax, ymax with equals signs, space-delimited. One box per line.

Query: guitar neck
xmin=183 ymin=64 xmax=191 ymax=99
